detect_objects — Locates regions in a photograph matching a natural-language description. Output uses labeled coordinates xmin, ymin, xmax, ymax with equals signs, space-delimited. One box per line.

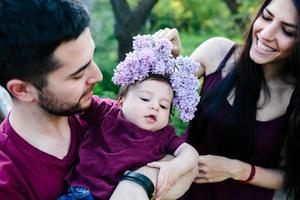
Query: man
xmin=0 ymin=0 xmax=102 ymax=199
xmin=0 ymin=1 xmax=195 ymax=199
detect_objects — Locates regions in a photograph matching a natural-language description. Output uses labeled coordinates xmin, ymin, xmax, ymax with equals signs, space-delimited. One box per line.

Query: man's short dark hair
xmin=0 ymin=0 xmax=90 ymax=88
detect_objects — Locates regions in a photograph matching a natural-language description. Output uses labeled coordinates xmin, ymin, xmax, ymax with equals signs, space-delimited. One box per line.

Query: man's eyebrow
xmin=69 ymin=60 xmax=92 ymax=77
xmin=265 ymin=8 xmax=297 ymax=29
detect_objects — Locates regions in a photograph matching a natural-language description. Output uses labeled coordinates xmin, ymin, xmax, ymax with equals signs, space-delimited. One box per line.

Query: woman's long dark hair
xmin=286 ymin=84 xmax=300 ymax=199
xmin=188 ymin=0 xmax=300 ymax=163
xmin=285 ymin=0 xmax=300 ymax=198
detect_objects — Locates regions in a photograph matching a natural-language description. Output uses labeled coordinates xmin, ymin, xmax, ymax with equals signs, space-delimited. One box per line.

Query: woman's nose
xmin=260 ymin=22 xmax=277 ymax=42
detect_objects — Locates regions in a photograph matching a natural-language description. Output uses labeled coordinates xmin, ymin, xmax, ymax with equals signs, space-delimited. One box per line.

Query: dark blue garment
xmin=58 ymin=186 xmax=94 ymax=200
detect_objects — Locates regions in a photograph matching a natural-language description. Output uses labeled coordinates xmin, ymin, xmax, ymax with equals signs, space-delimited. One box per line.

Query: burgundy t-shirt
xmin=0 ymin=116 xmax=83 ymax=200
xmin=66 ymin=98 xmax=184 ymax=200
xmin=0 ymin=96 xmax=105 ymax=200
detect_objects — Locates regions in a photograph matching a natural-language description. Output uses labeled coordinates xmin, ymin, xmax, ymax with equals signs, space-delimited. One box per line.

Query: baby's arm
xmin=110 ymin=155 xmax=197 ymax=200
xmin=147 ymin=143 xmax=198 ymax=200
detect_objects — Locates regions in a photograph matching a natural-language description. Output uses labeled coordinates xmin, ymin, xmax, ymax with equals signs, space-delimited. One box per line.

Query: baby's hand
xmin=147 ymin=161 xmax=180 ymax=200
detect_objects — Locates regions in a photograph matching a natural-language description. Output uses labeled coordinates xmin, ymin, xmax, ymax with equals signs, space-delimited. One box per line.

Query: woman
xmin=156 ymin=0 xmax=300 ymax=199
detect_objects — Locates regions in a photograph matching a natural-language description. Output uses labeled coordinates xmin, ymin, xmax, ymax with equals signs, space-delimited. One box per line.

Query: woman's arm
xmin=190 ymin=37 xmax=235 ymax=78
xmin=195 ymin=154 xmax=285 ymax=189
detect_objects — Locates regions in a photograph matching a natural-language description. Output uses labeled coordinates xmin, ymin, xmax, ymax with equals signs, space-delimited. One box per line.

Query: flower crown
xmin=112 ymin=34 xmax=200 ymax=122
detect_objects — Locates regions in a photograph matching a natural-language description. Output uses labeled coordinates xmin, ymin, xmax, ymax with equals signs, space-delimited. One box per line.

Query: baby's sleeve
xmin=163 ymin=125 xmax=185 ymax=154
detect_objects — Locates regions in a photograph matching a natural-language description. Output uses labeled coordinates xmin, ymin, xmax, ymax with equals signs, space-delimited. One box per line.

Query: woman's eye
xmin=261 ymin=13 xmax=271 ymax=21
xmin=282 ymin=29 xmax=296 ymax=37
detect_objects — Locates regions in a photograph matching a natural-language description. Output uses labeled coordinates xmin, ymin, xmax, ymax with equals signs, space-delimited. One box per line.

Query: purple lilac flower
xmin=154 ymin=39 xmax=172 ymax=57
xmin=132 ymin=34 xmax=153 ymax=50
xmin=112 ymin=34 xmax=200 ymax=122
xmin=176 ymin=56 xmax=199 ymax=74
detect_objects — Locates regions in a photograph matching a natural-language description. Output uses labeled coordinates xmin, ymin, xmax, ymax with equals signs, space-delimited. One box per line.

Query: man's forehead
xmin=51 ymin=28 xmax=94 ymax=73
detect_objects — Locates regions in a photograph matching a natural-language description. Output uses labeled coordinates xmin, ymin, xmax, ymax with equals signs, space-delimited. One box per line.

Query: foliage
xmin=90 ymin=1 xmax=119 ymax=95
xmin=152 ymin=0 xmax=236 ymax=34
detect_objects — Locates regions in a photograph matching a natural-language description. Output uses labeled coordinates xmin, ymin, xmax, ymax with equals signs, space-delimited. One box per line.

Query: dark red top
xmin=183 ymin=45 xmax=287 ymax=200
xmin=0 ymin=115 xmax=83 ymax=200
xmin=0 ymin=96 xmax=106 ymax=200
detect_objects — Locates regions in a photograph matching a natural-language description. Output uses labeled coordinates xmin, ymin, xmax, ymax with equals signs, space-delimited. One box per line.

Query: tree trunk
xmin=222 ymin=0 xmax=248 ymax=31
xmin=223 ymin=0 xmax=240 ymax=14
xmin=110 ymin=0 xmax=158 ymax=61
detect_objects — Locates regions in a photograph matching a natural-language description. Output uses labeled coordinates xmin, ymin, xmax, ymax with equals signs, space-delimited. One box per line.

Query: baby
xmin=59 ymin=35 xmax=200 ymax=200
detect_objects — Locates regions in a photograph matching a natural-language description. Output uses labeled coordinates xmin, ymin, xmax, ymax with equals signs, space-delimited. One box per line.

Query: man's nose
xmin=87 ymin=61 xmax=103 ymax=84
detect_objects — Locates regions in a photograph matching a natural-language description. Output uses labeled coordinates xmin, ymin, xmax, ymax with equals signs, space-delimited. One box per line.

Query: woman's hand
xmin=194 ymin=155 xmax=251 ymax=184
xmin=153 ymin=28 xmax=182 ymax=57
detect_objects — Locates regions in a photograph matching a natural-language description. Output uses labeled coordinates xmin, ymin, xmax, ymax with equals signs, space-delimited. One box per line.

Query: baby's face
xmin=120 ymin=79 xmax=173 ymax=132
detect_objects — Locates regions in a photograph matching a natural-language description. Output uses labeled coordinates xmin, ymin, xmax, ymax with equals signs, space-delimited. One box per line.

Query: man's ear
xmin=117 ymin=96 xmax=123 ymax=107
xmin=6 ymin=79 xmax=37 ymax=102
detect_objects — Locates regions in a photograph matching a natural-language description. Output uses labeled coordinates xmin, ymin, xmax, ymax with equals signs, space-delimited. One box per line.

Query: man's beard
xmin=37 ymin=88 xmax=91 ymax=116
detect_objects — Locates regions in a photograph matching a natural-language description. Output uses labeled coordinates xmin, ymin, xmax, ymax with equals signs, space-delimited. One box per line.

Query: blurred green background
xmin=88 ymin=0 xmax=259 ymax=135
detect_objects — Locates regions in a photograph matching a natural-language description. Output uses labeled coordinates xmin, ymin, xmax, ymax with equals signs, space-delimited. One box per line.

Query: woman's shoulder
xmin=204 ymin=36 xmax=235 ymax=47
xmin=191 ymin=37 xmax=236 ymax=76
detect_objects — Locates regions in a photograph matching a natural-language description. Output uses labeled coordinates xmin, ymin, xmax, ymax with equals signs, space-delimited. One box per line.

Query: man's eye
xmin=73 ymin=75 xmax=83 ymax=79
xmin=73 ymin=72 xmax=84 ymax=79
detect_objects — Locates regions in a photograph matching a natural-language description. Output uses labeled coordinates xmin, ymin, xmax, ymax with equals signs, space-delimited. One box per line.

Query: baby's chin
xmin=138 ymin=123 xmax=165 ymax=132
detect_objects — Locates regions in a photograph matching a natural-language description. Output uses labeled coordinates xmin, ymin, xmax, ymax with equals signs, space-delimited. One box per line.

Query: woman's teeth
xmin=257 ymin=40 xmax=275 ymax=52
